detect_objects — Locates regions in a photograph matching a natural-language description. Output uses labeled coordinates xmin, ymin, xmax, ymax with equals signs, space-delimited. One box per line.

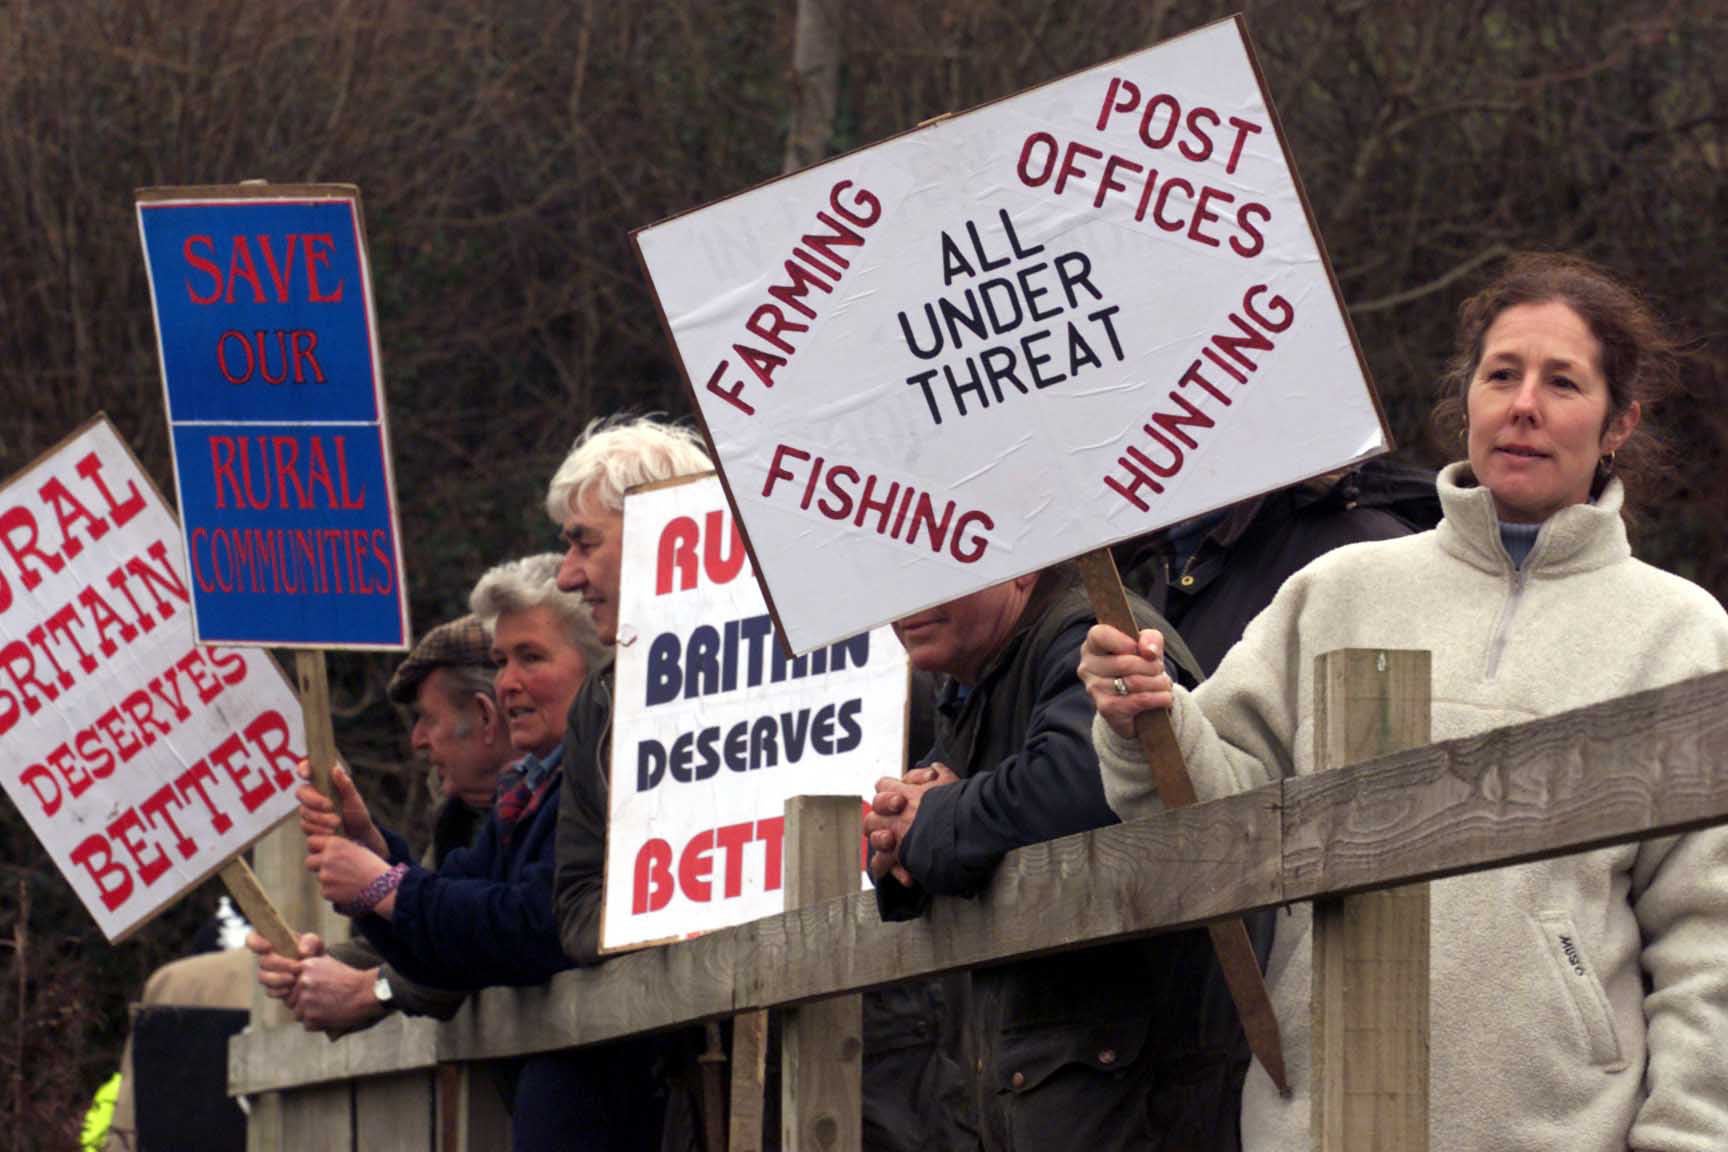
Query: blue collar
xmin=514 ymin=743 xmax=564 ymax=791
xmin=1498 ymin=521 xmax=1542 ymax=570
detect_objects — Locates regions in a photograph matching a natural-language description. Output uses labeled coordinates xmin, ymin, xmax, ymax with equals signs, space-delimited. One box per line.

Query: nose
xmin=411 ymin=717 xmax=431 ymax=752
xmin=1507 ymin=373 xmax=1543 ymax=421
xmin=556 ymin=546 xmax=586 ymax=593
xmin=495 ymin=660 xmax=522 ymax=697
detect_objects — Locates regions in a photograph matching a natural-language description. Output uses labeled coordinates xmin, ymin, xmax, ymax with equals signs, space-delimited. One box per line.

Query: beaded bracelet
xmin=335 ymin=862 xmax=409 ymax=919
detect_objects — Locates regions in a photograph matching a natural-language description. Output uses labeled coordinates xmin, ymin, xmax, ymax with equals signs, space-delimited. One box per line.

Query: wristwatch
xmin=373 ymin=974 xmax=395 ymax=1006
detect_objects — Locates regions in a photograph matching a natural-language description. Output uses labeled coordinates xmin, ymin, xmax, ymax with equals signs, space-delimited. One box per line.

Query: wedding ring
xmin=1111 ymin=676 xmax=1129 ymax=697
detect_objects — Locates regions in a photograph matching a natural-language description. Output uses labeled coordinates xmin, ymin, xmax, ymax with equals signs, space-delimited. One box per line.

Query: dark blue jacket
xmin=359 ymin=769 xmax=571 ymax=991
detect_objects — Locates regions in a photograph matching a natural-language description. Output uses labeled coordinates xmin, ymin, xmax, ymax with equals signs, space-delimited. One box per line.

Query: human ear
xmin=473 ymin=694 xmax=502 ymax=743
xmin=1602 ymin=400 xmax=1641 ymax=453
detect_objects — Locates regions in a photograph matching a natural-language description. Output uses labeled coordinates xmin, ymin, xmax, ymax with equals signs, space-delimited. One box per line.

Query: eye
xmin=1552 ymin=376 xmax=1579 ymax=392
xmin=1485 ymin=367 xmax=1515 ymax=383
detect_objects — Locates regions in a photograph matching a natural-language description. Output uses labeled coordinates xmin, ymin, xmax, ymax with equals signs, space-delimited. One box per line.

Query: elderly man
xmin=865 ymin=565 xmax=1249 ymax=1152
xmin=247 ymin=614 xmax=513 ymax=1032
xmin=548 ymin=415 xmax=715 ymax=962
xmin=293 ymin=554 xmax=614 ymax=1151
xmin=550 ymin=415 xmax=976 ymax=1151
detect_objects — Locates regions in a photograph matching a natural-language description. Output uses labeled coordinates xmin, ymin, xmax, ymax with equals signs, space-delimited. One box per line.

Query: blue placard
xmin=138 ymin=189 xmax=409 ymax=649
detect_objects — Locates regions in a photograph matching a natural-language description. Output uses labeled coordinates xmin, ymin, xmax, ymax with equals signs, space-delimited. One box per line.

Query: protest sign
xmin=0 ymin=417 xmax=306 ymax=941
xmin=601 ymin=475 xmax=907 ymax=952
xmin=636 ymin=15 xmax=1390 ymax=653
xmin=136 ymin=183 xmax=409 ymax=651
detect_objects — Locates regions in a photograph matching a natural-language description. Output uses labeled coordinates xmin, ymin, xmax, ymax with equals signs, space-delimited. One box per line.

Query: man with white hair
xmin=294 ymin=554 xmax=617 ymax=1151
xmin=548 ymin=415 xmax=974 ymax=1151
xmin=548 ymin=415 xmax=715 ymax=961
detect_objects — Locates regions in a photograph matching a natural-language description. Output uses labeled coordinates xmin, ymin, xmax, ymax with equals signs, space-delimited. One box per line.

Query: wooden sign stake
xmin=216 ymin=651 xmax=342 ymax=963
xmin=219 ymin=857 xmax=300 ymax=957
xmin=1075 ymin=547 xmax=1289 ymax=1094
xmin=294 ymin=651 xmax=340 ymax=804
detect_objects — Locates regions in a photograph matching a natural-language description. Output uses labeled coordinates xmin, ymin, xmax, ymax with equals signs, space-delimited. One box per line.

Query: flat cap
xmin=387 ymin=614 xmax=496 ymax=705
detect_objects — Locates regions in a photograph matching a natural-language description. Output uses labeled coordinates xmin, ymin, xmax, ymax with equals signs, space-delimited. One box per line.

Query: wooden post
xmin=1311 ymin=649 xmax=1431 ymax=1152
xmin=1074 ymin=547 xmax=1288 ymax=1092
xmin=728 ymin=1011 xmax=770 ymax=1152
xmin=438 ymin=1064 xmax=512 ymax=1152
xmin=780 ymin=797 xmax=862 ymax=1152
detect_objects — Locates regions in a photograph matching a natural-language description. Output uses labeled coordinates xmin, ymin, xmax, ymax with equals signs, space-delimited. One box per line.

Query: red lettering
xmin=217 ymin=331 xmax=254 ymax=383
xmin=272 ymin=438 xmax=312 ymax=510
xmin=225 ymin=236 xmax=266 ymax=304
xmin=1017 ymin=132 xmax=1059 ymax=187
xmin=703 ymin=512 xmax=745 ymax=587
xmin=657 ymin=516 xmax=699 ymax=596
xmin=633 ymin=838 xmax=674 ymax=914
xmin=0 ymin=506 xmax=63 ymax=592
xmin=241 ymin=709 xmax=299 ymax=792
xmin=1095 ymin=76 xmax=1140 ymax=131
xmin=332 ymin=437 xmax=367 ymax=508
xmin=209 ymin=733 xmax=272 ymax=813
xmin=1223 ymin=116 xmax=1263 ymax=176
xmin=758 ymin=816 xmax=785 ymax=892
xmin=256 ymin=233 xmax=298 ymax=302
xmin=76 ymin=451 xmax=144 ymax=529
xmin=291 ymin=330 xmax=325 ymax=383
xmin=304 ymin=234 xmax=345 ymax=302
xmin=1179 ymin=106 xmax=1220 ymax=164
xmin=183 ymin=236 xmax=223 ymax=304
xmin=70 ymin=835 xmax=133 ymax=911
xmin=1138 ymin=93 xmax=1181 ymax=149
xmin=679 ymin=829 xmax=715 ymax=903
xmin=18 ymin=762 xmax=61 ymax=816
xmin=139 ymin=784 xmax=199 ymax=862
xmin=37 ymin=475 xmax=108 ymax=559
xmin=0 ymin=639 xmax=57 ymax=719
xmin=210 ymin=437 xmax=242 ymax=509
xmin=1054 ymin=141 xmax=1103 ymax=197
xmin=175 ymin=759 xmax=234 ymax=837
xmin=108 ymin=808 xmax=171 ymax=888
xmin=714 ymin=822 xmax=754 ymax=900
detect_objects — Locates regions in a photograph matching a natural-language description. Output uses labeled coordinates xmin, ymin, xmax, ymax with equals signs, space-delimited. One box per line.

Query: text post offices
xmin=0 ymin=418 xmax=305 ymax=941
xmin=636 ymin=16 xmax=1390 ymax=653
xmin=602 ymin=475 xmax=907 ymax=952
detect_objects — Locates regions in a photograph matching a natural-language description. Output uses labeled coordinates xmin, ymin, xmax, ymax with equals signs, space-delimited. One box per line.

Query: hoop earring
xmin=1600 ymin=451 xmax=1616 ymax=475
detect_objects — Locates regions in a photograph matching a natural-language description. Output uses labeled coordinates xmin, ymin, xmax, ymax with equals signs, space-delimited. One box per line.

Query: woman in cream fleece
xmin=1080 ymin=253 xmax=1728 ymax=1152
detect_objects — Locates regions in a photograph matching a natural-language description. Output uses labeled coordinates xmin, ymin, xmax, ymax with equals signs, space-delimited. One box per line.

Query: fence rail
xmin=232 ymin=667 xmax=1728 ymax=1100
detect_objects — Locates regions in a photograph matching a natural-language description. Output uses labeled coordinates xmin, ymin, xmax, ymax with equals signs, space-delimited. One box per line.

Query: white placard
xmin=637 ymin=16 xmax=1388 ymax=652
xmin=0 ymin=418 xmax=305 ymax=941
xmin=601 ymin=475 xmax=907 ymax=952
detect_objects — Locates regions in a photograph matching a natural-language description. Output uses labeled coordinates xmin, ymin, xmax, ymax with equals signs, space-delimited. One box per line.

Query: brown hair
xmin=1430 ymin=252 xmax=1677 ymax=509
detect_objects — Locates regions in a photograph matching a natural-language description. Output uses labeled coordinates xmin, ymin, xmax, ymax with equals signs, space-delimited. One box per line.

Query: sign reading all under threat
xmin=137 ymin=183 xmax=410 ymax=650
xmin=635 ymin=16 xmax=1390 ymax=653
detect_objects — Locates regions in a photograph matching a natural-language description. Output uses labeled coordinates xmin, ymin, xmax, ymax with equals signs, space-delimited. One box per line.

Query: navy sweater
xmin=359 ymin=778 xmax=572 ymax=991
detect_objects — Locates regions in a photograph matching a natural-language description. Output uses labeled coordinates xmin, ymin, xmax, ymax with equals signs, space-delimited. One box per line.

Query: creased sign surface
xmin=0 ymin=419 xmax=304 ymax=940
xmin=602 ymin=475 xmax=906 ymax=952
xmin=637 ymin=17 xmax=1387 ymax=652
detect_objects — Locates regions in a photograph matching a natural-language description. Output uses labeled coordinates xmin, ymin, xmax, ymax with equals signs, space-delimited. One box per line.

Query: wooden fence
xmin=230 ymin=658 xmax=1728 ymax=1151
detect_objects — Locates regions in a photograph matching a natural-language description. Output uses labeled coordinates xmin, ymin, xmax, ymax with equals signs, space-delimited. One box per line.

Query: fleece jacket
xmin=1096 ymin=464 xmax=1728 ymax=1152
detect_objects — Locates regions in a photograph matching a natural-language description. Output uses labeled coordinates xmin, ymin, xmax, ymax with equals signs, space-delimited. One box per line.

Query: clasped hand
xmin=864 ymin=762 xmax=959 ymax=887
